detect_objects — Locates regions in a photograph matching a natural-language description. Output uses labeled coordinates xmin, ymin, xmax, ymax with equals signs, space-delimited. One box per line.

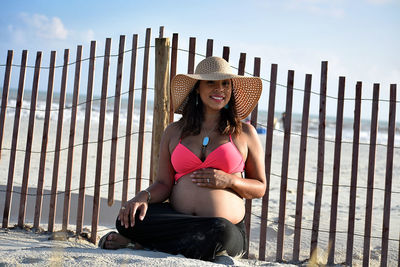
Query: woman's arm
xmin=191 ymin=123 xmax=266 ymax=199
xmin=119 ymin=124 xmax=176 ymax=228
xmin=230 ymin=123 xmax=266 ymax=198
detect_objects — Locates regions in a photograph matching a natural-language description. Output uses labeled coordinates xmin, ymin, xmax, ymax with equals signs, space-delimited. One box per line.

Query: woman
xmin=99 ymin=56 xmax=266 ymax=261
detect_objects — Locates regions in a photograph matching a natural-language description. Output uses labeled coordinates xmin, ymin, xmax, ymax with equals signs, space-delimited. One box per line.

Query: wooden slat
xmin=310 ymin=61 xmax=328 ymax=256
xmin=222 ymin=46 xmax=230 ymax=62
xmin=90 ymin=38 xmax=111 ymax=243
xmin=122 ymin=34 xmax=138 ymax=204
xmin=276 ymin=70 xmax=294 ymax=261
xmin=2 ymin=50 xmax=27 ymax=228
xmin=236 ymin=53 xmax=251 ymax=258
xmin=0 ymin=50 xmax=13 ymax=159
xmin=18 ymin=51 xmax=42 ymax=227
xmin=250 ymin=58 xmax=261 ymax=124
xmin=108 ymin=35 xmax=125 ymax=206
xmin=76 ymin=41 xmax=96 ymax=234
xmin=362 ymin=83 xmax=380 ymax=267
xmin=380 ymin=84 xmax=396 ymax=267
xmin=169 ymin=33 xmax=178 ymax=122
xmin=238 ymin=53 xmax=246 ymax=76
xmin=48 ymin=49 xmax=69 ymax=232
xmin=345 ymin=81 xmax=362 ymax=265
xmin=62 ymin=45 xmax=82 ymax=231
xmin=159 ymin=26 xmax=164 ymax=38
xmin=187 ymin=37 xmax=196 ymax=74
xmin=293 ymin=73 xmax=312 ymax=261
xmin=206 ymin=39 xmax=213 ymax=57
xmin=33 ymin=51 xmax=56 ymax=229
xmin=259 ymin=63 xmax=277 ymax=261
xmin=327 ymin=76 xmax=345 ymax=264
xmin=247 ymin=57 xmax=260 ymax=259
xmin=135 ymin=28 xmax=151 ymax=193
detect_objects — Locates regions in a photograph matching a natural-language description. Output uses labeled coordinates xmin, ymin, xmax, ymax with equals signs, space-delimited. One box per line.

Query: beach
xmin=0 ymin=93 xmax=399 ymax=266
xmin=1 ymin=227 xmax=287 ymax=266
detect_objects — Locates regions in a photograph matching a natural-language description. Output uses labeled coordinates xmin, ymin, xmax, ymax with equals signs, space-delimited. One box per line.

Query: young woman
xmin=99 ymin=56 xmax=266 ymax=261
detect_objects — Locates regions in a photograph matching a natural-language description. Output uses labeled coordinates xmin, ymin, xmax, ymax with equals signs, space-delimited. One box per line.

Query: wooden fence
xmin=0 ymin=26 xmax=398 ymax=266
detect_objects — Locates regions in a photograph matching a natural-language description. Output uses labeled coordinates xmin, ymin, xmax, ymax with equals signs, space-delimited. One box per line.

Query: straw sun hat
xmin=171 ymin=56 xmax=262 ymax=120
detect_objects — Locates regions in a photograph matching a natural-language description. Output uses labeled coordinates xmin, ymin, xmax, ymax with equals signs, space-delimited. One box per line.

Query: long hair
xmin=178 ymin=80 xmax=242 ymax=139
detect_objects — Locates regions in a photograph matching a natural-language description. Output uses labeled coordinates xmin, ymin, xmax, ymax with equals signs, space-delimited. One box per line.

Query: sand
xmin=0 ymin=227 xmax=292 ymax=266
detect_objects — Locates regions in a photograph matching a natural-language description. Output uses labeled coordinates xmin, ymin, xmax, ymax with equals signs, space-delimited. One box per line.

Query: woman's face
xmin=198 ymin=79 xmax=232 ymax=113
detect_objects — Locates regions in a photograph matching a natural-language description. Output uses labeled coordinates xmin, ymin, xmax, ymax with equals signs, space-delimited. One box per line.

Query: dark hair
xmin=178 ymin=80 xmax=242 ymax=139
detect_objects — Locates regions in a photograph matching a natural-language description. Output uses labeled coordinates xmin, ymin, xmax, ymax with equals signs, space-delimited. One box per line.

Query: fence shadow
xmin=0 ymin=185 xmax=120 ymax=229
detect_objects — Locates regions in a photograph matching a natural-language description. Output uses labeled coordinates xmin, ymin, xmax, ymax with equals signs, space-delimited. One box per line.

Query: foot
xmin=102 ymin=232 xmax=132 ymax=249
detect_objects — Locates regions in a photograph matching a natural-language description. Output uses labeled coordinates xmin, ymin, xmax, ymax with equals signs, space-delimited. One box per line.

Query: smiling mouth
xmin=210 ymin=96 xmax=224 ymax=101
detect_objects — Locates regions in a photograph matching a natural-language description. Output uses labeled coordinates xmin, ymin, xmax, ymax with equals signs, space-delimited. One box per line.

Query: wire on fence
xmin=1 ymin=176 xmax=150 ymax=197
xmin=256 ymin=121 xmax=400 ymax=149
xmin=249 ymin=211 xmax=400 ymax=242
xmin=1 ymin=175 xmax=398 ymax=243
xmin=0 ymin=87 xmax=154 ymax=112
xmin=0 ymin=130 xmax=153 ymax=154
xmin=1 ymin=45 xmax=399 ymax=103
xmin=1 ymin=47 xmax=398 ymax=154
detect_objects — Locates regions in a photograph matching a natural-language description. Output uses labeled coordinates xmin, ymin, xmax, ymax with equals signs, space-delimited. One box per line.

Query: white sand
xmin=0 ymin=186 xmax=289 ymax=267
xmin=0 ymin=227 xmax=294 ymax=267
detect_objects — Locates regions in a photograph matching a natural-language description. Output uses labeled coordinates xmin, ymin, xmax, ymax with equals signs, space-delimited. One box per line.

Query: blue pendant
xmin=202 ymin=136 xmax=209 ymax=147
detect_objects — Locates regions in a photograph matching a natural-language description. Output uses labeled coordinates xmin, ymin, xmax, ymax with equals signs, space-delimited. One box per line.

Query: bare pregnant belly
xmin=170 ymin=174 xmax=245 ymax=224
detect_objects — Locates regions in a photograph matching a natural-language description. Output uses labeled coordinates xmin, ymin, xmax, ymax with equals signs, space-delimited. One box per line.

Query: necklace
xmin=200 ymin=124 xmax=217 ymax=161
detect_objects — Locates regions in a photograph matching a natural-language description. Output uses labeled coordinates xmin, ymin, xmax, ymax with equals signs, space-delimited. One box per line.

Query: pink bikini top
xmin=171 ymin=135 xmax=245 ymax=182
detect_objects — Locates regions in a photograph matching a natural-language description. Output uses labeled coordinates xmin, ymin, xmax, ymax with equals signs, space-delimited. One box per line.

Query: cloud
xmin=17 ymin=13 xmax=68 ymax=40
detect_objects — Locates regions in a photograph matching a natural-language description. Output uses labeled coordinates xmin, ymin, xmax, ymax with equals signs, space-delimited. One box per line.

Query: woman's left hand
xmin=190 ymin=168 xmax=234 ymax=188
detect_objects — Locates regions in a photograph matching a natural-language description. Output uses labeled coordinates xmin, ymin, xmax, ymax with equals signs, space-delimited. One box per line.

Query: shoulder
xmin=164 ymin=121 xmax=182 ymax=136
xmin=161 ymin=121 xmax=182 ymax=146
xmin=231 ymin=122 xmax=258 ymax=157
xmin=239 ymin=122 xmax=258 ymax=138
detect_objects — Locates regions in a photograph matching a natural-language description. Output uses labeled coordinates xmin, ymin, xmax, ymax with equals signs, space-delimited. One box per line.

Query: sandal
xmin=98 ymin=231 xmax=118 ymax=249
xmin=98 ymin=231 xmax=143 ymax=250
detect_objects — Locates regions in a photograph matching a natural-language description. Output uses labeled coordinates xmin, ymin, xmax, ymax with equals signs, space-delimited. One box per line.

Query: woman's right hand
xmin=118 ymin=193 xmax=149 ymax=228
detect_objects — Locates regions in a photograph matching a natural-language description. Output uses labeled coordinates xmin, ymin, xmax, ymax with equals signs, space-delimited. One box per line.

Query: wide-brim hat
xmin=171 ymin=56 xmax=262 ymax=120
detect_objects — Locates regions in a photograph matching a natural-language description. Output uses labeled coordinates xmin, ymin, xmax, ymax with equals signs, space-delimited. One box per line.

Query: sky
xmin=0 ymin=0 xmax=399 ymax=120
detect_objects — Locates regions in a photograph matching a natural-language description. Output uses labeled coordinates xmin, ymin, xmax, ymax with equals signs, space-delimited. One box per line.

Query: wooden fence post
xmin=18 ymin=51 xmax=42 ymax=227
xmin=34 ymin=50 xmax=56 ymax=229
xmin=150 ymin=38 xmax=170 ymax=183
xmin=108 ymin=35 xmax=125 ymax=206
xmin=169 ymin=33 xmax=178 ymax=122
xmin=362 ymin=83 xmax=380 ymax=267
xmin=276 ymin=69 xmax=294 ymax=261
xmin=76 ymin=40 xmax=96 ymax=234
xmin=345 ymin=81 xmax=362 ymax=265
xmin=135 ymin=28 xmax=151 ymax=193
xmin=122 ymin=34 xmax=138 ymax=204
xmin=310 ymin=61 xmax=328 ymax=257
xmin=380 ymin=84 xmax=396 ymax=267
xmin=293 ymin=73 xmax=312 ymax=261
xmin=90 ymin=37 xmax=112 ymax=243
xmin=62 ymin=45 xmax=82 ymax=231
xmin=2 ymin=50 xmax=27 ymax=228
xmin=0 ymin=50 xmax=13 ymax=160
xmin=259 ymin=63 xmax=278 ymax=261
xmin=327 ymin=76 xmax=346 ymax=264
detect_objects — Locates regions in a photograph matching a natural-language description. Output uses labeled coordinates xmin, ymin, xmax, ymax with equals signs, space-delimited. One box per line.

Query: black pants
xmin=115 ymin=202 xmax=247 ymax=261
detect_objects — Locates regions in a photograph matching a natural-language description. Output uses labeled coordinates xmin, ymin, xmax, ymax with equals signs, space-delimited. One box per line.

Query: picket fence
xmin=0 ymin=26 xmax=398 ymax=266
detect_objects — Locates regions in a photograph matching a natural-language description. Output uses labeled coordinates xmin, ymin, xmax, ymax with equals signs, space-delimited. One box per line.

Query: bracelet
xmin=142 ymin=189 xmax=151 ymax=203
